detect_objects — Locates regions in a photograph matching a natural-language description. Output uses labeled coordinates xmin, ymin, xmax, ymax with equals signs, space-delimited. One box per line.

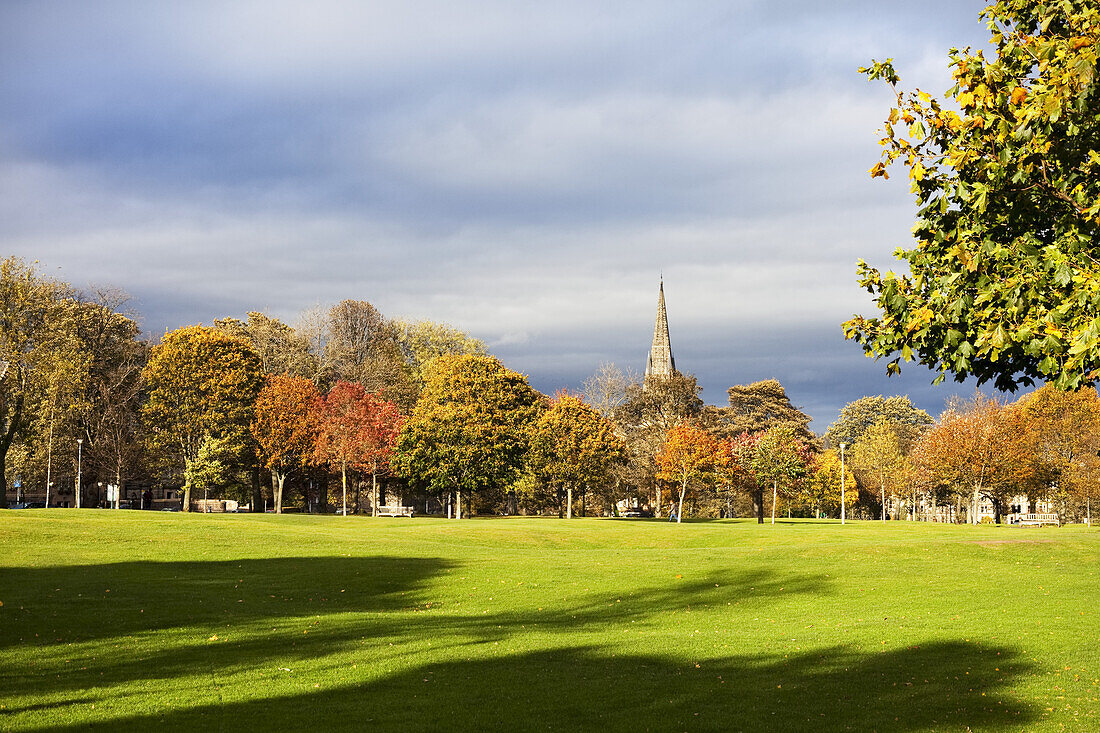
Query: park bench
xmin=376 ymin=505 xmax=415 ymax=517
xmin=1017 ymin=513 xmax=1060 ymax=526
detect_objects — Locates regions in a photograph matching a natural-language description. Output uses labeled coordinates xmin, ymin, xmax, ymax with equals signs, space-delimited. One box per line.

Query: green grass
xmin=1 ymin=511 xmax=1097 ymax=731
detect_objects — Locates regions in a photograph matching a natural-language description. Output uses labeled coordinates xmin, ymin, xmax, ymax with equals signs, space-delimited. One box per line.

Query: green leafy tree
xmin=750 ymin=425 xmax=811 ymax=525
xmin=824 ymin=395 xmax=933 ymax=450
xmin=141 ymin=326 xmax=264 ymax=511
xmin=845 ymin=1 xmax=1100 ymax=391
xmin=529 ymin=392 xmax=625 ymax=518
xmin=395 ymin=354 xmax=542 ymax=518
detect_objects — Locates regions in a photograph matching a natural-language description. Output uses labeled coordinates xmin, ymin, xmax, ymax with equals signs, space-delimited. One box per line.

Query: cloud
xmin=0 ymin=0 xmax=993 ymax=428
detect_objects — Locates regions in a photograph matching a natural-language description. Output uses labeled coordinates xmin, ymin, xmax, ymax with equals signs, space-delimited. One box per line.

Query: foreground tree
xmin=656 ymin=423 xmax=718 ymax=523
xmin=845 ymin=1 xmax=1100 ymax=390
xmin=251 ymin=375 xmax=321 ymax=513
xmin=528 ymin=392 xmax=625 ymax=518
xmin=142 ymin=326 xmax=264 ymax=511
xmin=395 ymin=355 xmax=542 ymax=518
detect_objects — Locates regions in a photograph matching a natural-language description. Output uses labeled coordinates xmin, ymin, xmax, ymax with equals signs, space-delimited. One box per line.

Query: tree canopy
xmin=845 ymin=0 xmax=1100 ymax=391
xmin=141 ymin=325 xmax=264 ymax=511
xmin=824 ymin=395 xmax=933 ymax=450
xmin=395 ymin=354 xmax=543 ymax=517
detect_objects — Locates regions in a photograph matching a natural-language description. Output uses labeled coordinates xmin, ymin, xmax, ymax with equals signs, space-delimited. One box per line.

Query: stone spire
xmin=645 ymin=279 xmax=676 ymax=382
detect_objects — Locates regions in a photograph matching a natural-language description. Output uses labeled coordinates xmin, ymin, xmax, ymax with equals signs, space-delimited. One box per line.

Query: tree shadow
xmin=40 ymin=641 xmax=1037 ymax=731
xmin=2 ymin=559 xmax=1041 ymax=731
xmin=0 ymin=556 xmax=454 ymax=651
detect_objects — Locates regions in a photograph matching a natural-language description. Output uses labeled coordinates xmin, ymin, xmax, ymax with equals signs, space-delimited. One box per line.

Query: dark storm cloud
xmin=1 ymin=1 xmax=991 ymax=428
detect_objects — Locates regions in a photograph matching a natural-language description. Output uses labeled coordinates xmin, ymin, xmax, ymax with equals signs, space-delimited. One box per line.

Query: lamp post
xmin=840 ymin=442 xmax=847 ymax=526
xmin=75 ymin=438 xmax=83 ymax=509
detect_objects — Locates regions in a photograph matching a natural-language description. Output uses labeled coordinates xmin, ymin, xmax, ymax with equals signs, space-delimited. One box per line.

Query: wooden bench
xmin=1017 ymin=513 xmax=1060 ymax=526
xmin=376 ymin=505 xmax=415 ymax=517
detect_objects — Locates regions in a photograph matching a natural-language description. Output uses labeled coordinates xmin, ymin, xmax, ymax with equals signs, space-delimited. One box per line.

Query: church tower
xmin=645 ymin=279 xmax=676 ymax=382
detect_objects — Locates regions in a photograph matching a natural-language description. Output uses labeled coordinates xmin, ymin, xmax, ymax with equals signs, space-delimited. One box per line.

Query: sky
xmin=0 ymin=0 xmax=994 ymax=431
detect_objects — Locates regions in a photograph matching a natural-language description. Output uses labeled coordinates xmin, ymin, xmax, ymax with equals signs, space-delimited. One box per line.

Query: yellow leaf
xmin=1011 ymin=87 xmax=1027 ymax=106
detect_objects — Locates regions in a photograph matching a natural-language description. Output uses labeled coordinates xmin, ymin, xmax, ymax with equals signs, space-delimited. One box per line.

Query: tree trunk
xmin=372 ymin=469 xmax=379 ymax=517
xmin=677 ymin=479 xmax=686 ymax=524
xmin=456 ymin=488 xmax=462 ymax=520
xmin=566 ymin=486 xmax=573 ymax=519
xmin=880 ymin=467 xmax=886 ymax=522
xmin=251 ymin=463 xmax=263 ymax=513
xmin=340 ymin=461 xmax=348 ymax=516
xmin=771 ymin=479 xmax=778 ymax=524
xmin=754 ymin=488 xmax=764 ymax=524
xmin=273 ymin=472 xmax=286 ymax=514
xmin=0 ymin=394 xmax=24 ymax=509
xmin=655 ymin=481 xmax=662 ymax=518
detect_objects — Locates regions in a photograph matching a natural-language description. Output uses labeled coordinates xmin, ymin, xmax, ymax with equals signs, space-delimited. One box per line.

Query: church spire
xmin=645 ymin=279 xmax=676 ymax=382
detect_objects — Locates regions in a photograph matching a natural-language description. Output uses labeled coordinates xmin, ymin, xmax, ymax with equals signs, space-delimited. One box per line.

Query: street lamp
xmin=839 ymin=442 xmax=847 ymax=526
xmin=75 ymin=438 xmax=83 ymax=509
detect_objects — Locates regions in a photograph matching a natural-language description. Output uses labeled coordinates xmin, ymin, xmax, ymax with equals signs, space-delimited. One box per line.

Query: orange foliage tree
xmin=912 ymin=395 xmax=1036 ymax=523
xmin=313 ymin=381 xmax=378 ymax=516
xmin=251 ymin=374 xmax=321 ymax=513
xmin=656 ymin=423 xmax=719 ymax=523
xmin=360 ymin=393 xmax=405 ymax=516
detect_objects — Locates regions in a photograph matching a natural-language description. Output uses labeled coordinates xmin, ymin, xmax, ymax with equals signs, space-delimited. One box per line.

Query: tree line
xmin=2 ymin=255 xmax=1097 ymax=522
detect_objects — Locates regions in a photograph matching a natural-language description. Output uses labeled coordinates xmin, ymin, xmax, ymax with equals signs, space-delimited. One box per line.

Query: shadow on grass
xmin=0 ymin=556 xmax=455 ymax=650
xmin=2 ymin=559 xmax=1041 ymax=731
xmin=43 ymin=641 xmax=1036 ymax=732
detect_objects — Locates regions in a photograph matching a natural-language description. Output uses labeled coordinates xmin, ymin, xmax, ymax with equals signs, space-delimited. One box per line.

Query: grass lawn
xmin=0 ymin=511 xmax=1097 ymax=731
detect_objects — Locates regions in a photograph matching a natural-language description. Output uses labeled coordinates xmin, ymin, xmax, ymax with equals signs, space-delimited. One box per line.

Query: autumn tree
xmin=721 ymin=379 xmax=813 ymax=441
xmin=68 ymin=290 xmax=148 ymax=508
xmin=656 ymin=423 xmax=718 ymax=523
xmin=801 ymin=449 xmax=858 ymax=519
xmin=395 ymin=354 xmax=542 ymax=518
xmin=750 ymin=425 xmax=811 ymax=524
xmin=528 ymin=392 xmax=625 ymax=518
xmin=393 ymin=319 xmax=487 ymax=382
xmin=359 ymin=392 xmax=404 ymax=516
xmin=824 ymin=395 xmax=933 ymax=450
xmin=324 ymin=300 xmax=418 ymax=411
xmin=1019 ymin=383 xmax=1100 ymax=519
xmin=911 ymin=394 xmax=1037 ymax=523
xmin=845 ymin=1 xmax=1100 ymax=391
xmin=215 ymin=312 xmax=317 ymax=380
xmin=141 ymin=326 xmax=264 ymax=511
xmin=613 ymin=372 xmax=704 ymax=517
xmin=851 ymin=418 xmax=908 ymax=521
xmin=313 ymin=380 xmax=381 ymax=516
xmin=0 ymin=258 xmax=91 ymax=507
xmin=251 ymin=375 xmax=322 ymax=513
